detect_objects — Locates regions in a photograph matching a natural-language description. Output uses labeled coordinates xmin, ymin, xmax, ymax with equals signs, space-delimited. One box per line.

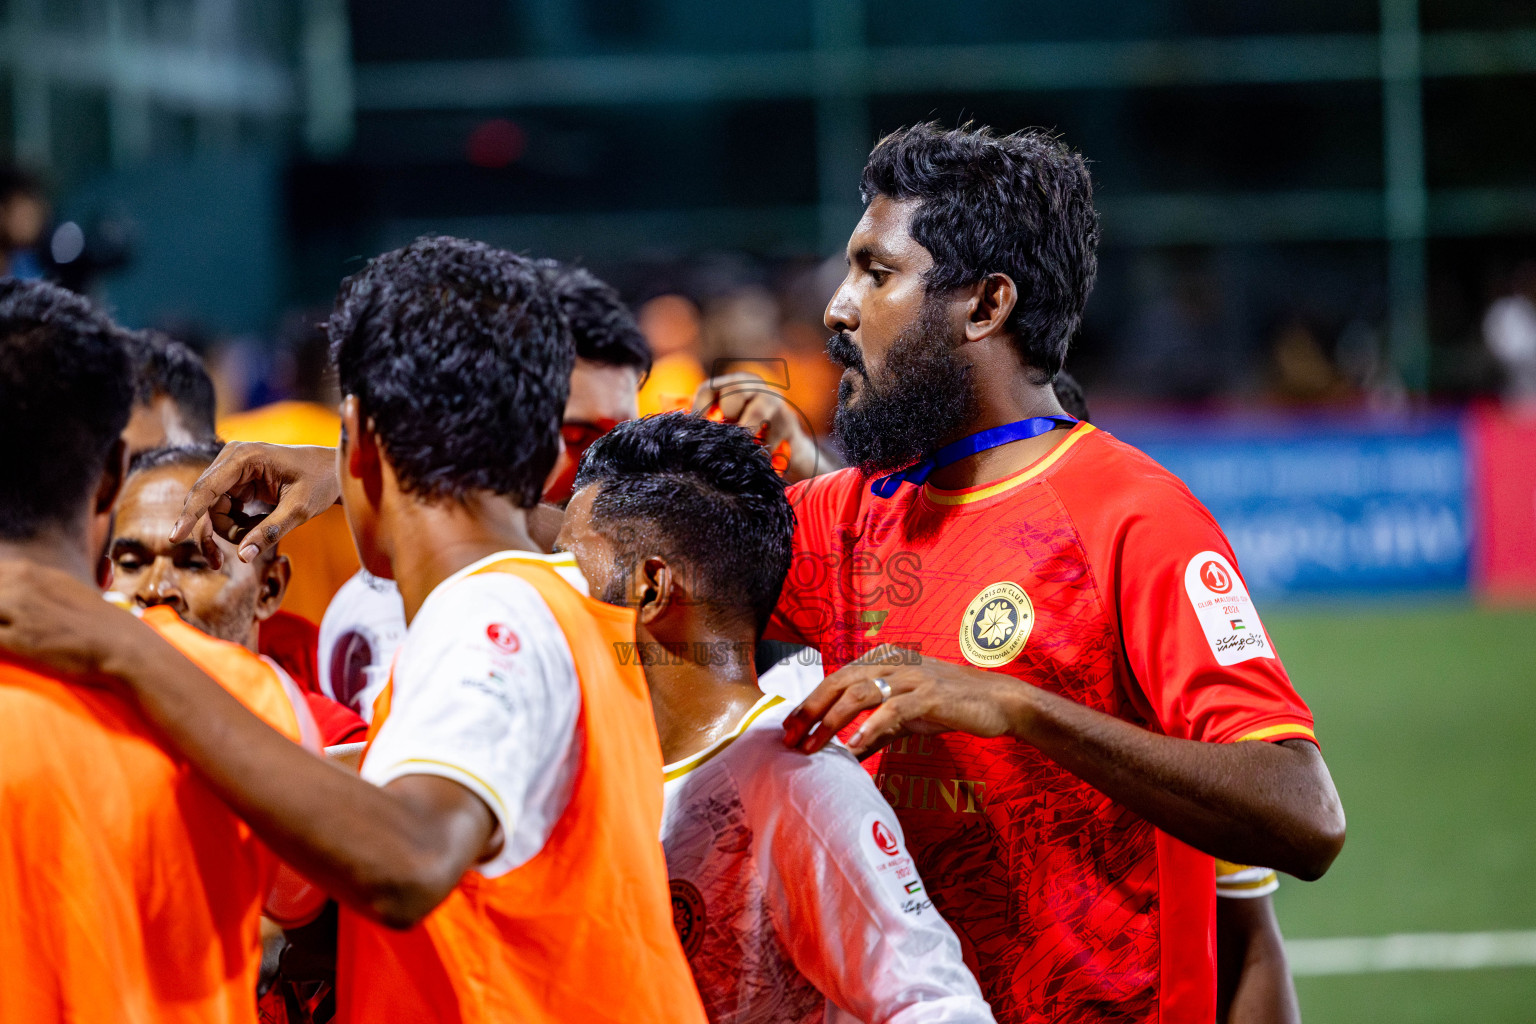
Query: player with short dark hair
xmin=317 ymin=257 xmax=654 ymax=719
xmin=121 ymin=329 xmax=218 ymax=453
xmin=559 ymin=412 xmax=994 ymax=1024
xmin=0 ymin=279 xmax=322 ymax=1023
xmin=0 ymin=239 xmax=705 ymax=1024
xmin=697 ymin=123 xmax=1344 ymax=1024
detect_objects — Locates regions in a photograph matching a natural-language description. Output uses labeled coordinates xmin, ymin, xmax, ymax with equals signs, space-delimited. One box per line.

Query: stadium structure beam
xmin=812 ymin=0 xmax=869 ymax=256
xmin=351 ymin=30 xmax=1536 ymax=110
xmin=371 ymin=187 xmax=1536 ymax=263
xmin=1381 ymin=0 xmax=1430 ymax=393
xmin=0 ymin=21 xmax=295 ymax=121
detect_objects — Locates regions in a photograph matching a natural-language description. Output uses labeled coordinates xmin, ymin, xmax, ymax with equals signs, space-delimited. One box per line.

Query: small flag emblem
xmin=904 ymin=880 xmax=923 ymax=894
xmin=1229 ymin=618 xmax=1246 ymax=630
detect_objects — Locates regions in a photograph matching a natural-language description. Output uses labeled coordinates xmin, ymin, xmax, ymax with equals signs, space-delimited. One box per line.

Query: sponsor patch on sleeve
xmin=857 ymin=811 xmax=933 ymax=918
xmin=1183 ymin=551 xmax=1274 ymax=666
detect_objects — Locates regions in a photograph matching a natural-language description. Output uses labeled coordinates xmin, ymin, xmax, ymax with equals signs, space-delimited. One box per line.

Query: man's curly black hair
xmin=536 ymin=260 xmax=651 ymax=379
xmin=122 ymin=329 xmax=217 ymax=441
xmin=328 ymin=236 xmax=574 ymax=508
xmin=860 ymin=122 xmax=1100 ymax=381
xmin=0 ymin=279 xmax=133 ymax=540
xmin=572 ymin=412 xmax=794 ymax=635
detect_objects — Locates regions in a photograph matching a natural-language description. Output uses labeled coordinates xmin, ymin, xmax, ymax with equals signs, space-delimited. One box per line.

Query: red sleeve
xmin=765 ymin=472 xmax=850 ymax=646
xmin=1105 ymin=483 xmax=1316 ymax=747
xmin=305 ymin=692 xmax=369 ymax=747
xmin=258 ymin=609 xmax=322 ymax=694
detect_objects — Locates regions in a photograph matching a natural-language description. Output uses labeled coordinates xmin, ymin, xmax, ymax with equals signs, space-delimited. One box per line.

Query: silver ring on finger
xmin=871 ymin=677 xmax=893 ymax=704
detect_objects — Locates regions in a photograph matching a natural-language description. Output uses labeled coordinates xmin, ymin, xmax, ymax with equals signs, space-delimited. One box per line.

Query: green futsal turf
xmin=1262 ymin=603 xmax=1536 ymax=1023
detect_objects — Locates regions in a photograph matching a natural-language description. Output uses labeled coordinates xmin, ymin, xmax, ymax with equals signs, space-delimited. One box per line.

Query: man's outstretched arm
xmin=782 ymin=647 xmax=1345 ymax=880
xmin=0 ymin=562 xmax=495 ymax=928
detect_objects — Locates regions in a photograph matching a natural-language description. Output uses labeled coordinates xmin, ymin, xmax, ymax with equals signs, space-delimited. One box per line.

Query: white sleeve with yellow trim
xmin=360 ymin=571 xmax=582 ymax=879
xmin=1215 ymin=859 xmax=1279 ymax=899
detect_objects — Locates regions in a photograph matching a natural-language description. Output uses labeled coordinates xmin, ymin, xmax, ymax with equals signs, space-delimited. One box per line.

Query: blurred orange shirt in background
xmin=219 ymin=400 xmax=360 ymax=624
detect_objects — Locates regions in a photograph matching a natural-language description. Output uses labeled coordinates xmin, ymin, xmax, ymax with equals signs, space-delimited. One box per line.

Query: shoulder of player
xmin=142 ymin=608 xmax=301 ymax=732
xmin=1051 ymin=428 xmax=1217 ymax=525
xmin=788 ymin=466 xmax=869 ymax=523
xmin=731 ymin=722 xmax=874 ymax=824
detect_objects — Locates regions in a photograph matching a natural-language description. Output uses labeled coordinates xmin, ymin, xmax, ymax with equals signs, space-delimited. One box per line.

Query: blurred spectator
xmin=219 ymin=314 xmax=359 ymax=624
xmin=1117 ymin=264 xmax=1226 ymax=402
xmin=1268 ymin=317 xmax=1349 ymax=405
xmin=636 ymin=293 xmax=706 ymax=415
xmin=0 ymin=167 xmax=48 ymax=279
xmin=121 ymin=330 xmax=219 ymax=453
xmin=1482 ymin=261 xmax=1536 ymax=403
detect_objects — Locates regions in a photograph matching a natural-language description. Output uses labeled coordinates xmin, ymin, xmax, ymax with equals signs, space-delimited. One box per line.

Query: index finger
xmin=170 ymin=449 xmax=258 ymax=544
xmin=782 ymin=660 xmax=889 ymax=752
xmin=690 ymin=372 xmax=757 ymax=415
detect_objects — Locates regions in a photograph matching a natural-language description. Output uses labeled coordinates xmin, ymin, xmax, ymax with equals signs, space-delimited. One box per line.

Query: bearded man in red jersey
xmin=722 ymin=123 xmax=1343 ymax=1024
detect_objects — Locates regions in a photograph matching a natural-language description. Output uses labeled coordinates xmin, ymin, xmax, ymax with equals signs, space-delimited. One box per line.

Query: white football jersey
xmin=316 ymin=570 xmax=406 ymax=721
xmin=358 ymin=551 xmax=589 ymax=877
xmin=662 ymin=695 xmax=995 ymax=1024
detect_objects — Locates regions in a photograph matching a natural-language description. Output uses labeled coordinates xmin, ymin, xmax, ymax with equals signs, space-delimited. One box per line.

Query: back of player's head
xmin=537 ymin=260 xmax=652 ymax=379
xmin=328 ymin=236 xmax=574 ymax=507
xmin=128 ymin=440 xmax=226 ymax=478
xmin=860 ymin=122 xmax=1099 ymax=379
xmin=123 ymin=330 xmax=218 ymax=440
xmin=573 ymin=412 xmax=793 ymax=635
xmin=1051 ymin=369 xmax=1091 ymax=423
xmin=0 ymin=279 xmax=132 ymax=540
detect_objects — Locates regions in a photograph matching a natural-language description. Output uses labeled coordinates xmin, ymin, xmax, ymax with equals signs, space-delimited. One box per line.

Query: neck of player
xmin=640 ymin=614 xmax=765 ymax=765
xmin=924 ymin=372 xmax=1072 ymax=492
xmin=0 ymin=526 xmax=100 ymax=586
xmin=386 ymin=492 xmax=540 ymax=624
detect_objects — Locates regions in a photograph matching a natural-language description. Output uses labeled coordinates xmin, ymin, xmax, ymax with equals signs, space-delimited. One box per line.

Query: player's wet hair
xmin=328 ymin=236 xmax=573 ymax=507
xmin=0 ymin=279 xmax=132 ymax=540
xmin=537 ymin=260 xmax=652 ymax=380
xmin=123 ymin=330 xmax=218 ymax=440
xmin=128 ymin=440 xmax=226 ymax=476
xmin=860 ymin=122 xmax=1099 ymax=381
xmin=573 ymin=412 xmax=793 ymax=635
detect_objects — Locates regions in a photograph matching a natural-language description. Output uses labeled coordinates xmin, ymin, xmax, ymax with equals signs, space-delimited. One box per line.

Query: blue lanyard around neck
xmin=868 ymin=415 xmax=1078 ymax=498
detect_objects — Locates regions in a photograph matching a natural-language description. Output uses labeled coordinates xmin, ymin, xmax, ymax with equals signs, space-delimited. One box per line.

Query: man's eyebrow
xmin=109 ymin=536 xmax=149 ymax=554
xmin=854 ymin=244 xmax=900 ymax=266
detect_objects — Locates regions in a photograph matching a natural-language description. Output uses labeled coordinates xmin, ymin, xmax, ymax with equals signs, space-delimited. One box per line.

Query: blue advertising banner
xmin=1105 ymin=415 xmax=1471 ymax=597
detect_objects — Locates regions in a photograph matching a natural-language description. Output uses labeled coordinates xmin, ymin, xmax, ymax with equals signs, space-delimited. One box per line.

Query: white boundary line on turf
xmin=1286 ymin=930 xmax=1536 ymax=976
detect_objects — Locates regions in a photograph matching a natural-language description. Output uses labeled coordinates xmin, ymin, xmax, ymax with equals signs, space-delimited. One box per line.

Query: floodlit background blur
xmin=5 ymin=1 xmax=1535 ymax=1019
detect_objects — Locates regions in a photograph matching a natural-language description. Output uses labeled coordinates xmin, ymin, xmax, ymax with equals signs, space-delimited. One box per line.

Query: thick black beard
xmin=828 ymin=299 xmax=977 ymax=475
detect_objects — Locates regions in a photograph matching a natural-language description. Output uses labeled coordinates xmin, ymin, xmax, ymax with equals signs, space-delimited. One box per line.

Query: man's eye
xmin=869 ymin=268 xmax=891 ymax=285
xmin=114 ymin=557 xmax=143 ymax=571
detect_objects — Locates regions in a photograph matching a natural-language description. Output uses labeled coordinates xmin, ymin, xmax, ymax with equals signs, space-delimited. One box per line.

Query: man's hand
xmin=171 ymin=442 xmax=340 ymax=568
xmin=782 ymin=644 xmax=1027 ymax=757
xmin=783 ymin=644 xmax=1345 ymax=880
xmin=0 ymin=559 xmax=150 ymax=679
xmin=691 ymin=373 xmax=838 ymax=483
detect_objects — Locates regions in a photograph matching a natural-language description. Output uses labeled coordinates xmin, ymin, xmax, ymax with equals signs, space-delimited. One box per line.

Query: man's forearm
xmin=103 ymin=628 xmax=480 ymax=924
xmin=1010 ymin=685 xmax=1345 ymax=879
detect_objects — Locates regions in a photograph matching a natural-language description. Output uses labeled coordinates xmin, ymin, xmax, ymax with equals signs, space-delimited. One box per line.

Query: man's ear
xmin=962 ymin=272 xmax=1020 ymax=344
xmin=635 ymin=555 xmax=676 ymax=627
xmin=340 ymin=395 xmax=372 ymax=481
xmin=255 ymin=554 xmax=291 ymax=621
xmin=95 ymin=437 xmax=128 ymax=515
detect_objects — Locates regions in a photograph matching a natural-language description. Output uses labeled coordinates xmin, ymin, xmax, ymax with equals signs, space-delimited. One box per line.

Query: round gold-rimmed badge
xmin=958 ymin=581 xmax=1034 ymax=667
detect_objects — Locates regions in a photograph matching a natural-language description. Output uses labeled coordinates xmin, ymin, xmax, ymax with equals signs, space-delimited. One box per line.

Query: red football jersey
xmin=769 ymin=421 xmax=1316 ymax=1024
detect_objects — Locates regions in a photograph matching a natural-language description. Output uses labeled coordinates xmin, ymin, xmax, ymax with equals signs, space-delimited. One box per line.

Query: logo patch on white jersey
xmin=858 ymin=811 xmax=932 ymax=917
xmin=1184 ymin=551 xmax=1274 ymax=666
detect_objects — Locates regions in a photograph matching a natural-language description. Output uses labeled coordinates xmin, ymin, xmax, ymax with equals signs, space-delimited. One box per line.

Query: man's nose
xmin=137 ymin=559 xmax=185 ymax=612
xmin=824 ymin=279 xmax=859 ymax=335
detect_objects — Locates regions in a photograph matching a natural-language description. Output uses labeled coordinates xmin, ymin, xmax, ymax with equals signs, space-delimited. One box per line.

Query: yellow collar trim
xmin=924 ymin=422 xmax=1096 ymax=506
xmin=663 ymin=694 xmax=786 ymax=782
